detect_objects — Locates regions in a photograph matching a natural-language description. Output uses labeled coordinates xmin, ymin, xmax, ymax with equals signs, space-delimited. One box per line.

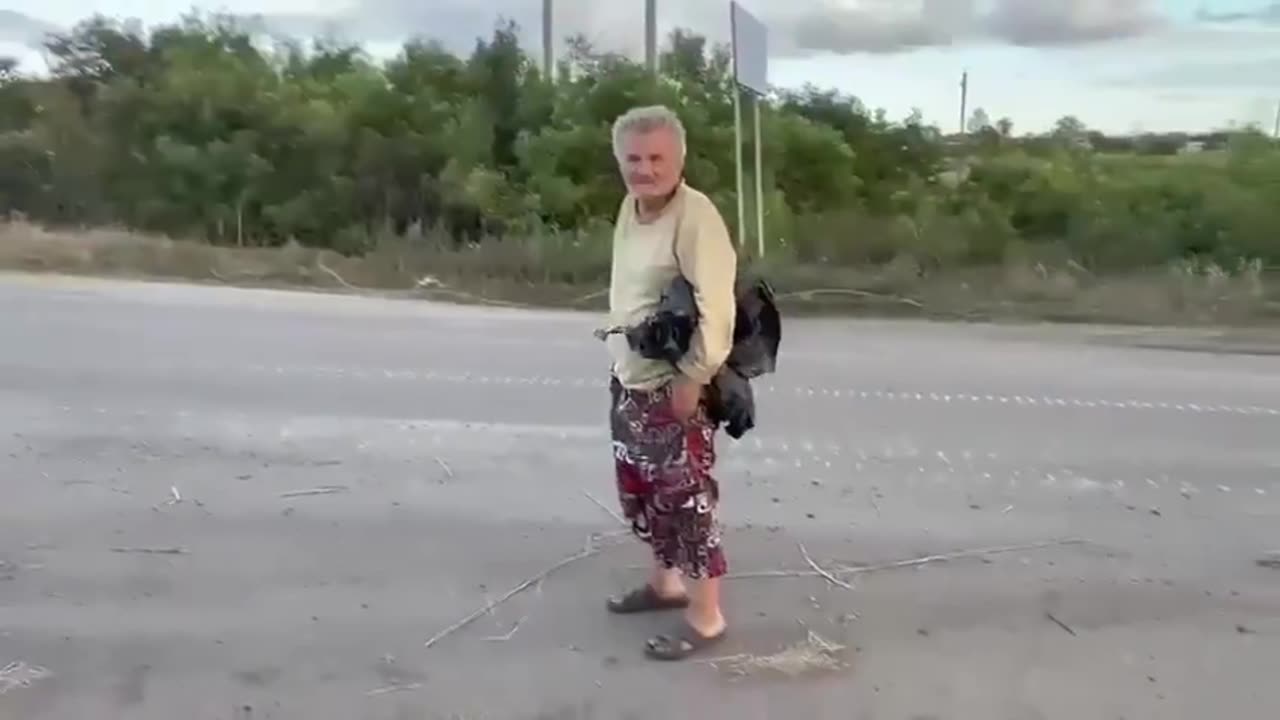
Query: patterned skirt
xmin=609 ymin=377 xmax=726 ymax=579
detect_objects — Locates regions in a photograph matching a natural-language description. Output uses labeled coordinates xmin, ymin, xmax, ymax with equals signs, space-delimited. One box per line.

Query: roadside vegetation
xmin=1 ymin=13 xmax=1278 ymax=324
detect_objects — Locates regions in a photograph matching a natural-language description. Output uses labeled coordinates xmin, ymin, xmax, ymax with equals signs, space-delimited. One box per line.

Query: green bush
xmin=1 ymin=11 xmax=1278 ymax=282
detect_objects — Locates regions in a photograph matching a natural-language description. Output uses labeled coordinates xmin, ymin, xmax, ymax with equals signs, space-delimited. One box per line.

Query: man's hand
xmin=669 ymin=376 xmax=703 ymax=423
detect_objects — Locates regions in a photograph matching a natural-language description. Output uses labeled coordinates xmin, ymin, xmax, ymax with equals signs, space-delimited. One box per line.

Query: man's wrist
xmin=674 ymin=372 xmax=704 ymax=388
xmin=674 ymin=359 xmax=712 ymax=386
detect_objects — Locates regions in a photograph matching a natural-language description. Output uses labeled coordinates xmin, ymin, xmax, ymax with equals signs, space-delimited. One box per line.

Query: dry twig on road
xmin=1046 ymin=612 xmax=1077 ymax=636
xmin=725 ymin=538 xmax=1086 ymax=582
xmin=798 ymin=542 xmax=852 ymax=590
xmin=364 ymin=682 xmax=423 ymax=696
xmin=434 ymin=456 xmax=455 ymax=480
xmin=837 ymin=538 xmax=1087 ymax=577
xmin=581 ymin=489 xmax=626 ymax=526
xmin=570 ymin=288 xmax=608 ymax=306
xmin=0 ymin=661 xmax=51 ymax=695
xmin=773 ymin=287 xmax=924 ymax=309
xmin=485 ymin=616 xmax=527 ymax=642
xmin=110 ymin=546 xmax=188 ymax=555
xmin=279 ymin=486 xmax=349 ymax=498
xmin=423 ymin=535 xmax=622 ymax=650
xmin=151 ymin=485 xmax=184 ymax=511
xmin=316 ymin=259 xmax=359 ymax=291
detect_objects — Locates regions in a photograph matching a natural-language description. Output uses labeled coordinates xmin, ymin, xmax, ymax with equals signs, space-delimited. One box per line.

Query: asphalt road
xmin=1 ymin=273 xmax=1278 ymax=720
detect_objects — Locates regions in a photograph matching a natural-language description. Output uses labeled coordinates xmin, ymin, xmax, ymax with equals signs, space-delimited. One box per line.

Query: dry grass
xmin=2 ymin=219 xmax=1277 ymax=326
xmin=760 ymin=253 xmax=1279 ymax=325
xmin=0 ymin=220 xmax=350 ymax=287
xmin=703 ymin=630 xmax=848 ymax=679
xmin=0 ymin=219 xmax=606 ymax=307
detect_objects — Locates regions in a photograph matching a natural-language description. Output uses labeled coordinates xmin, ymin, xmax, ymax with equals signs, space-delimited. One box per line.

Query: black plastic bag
xmin=616 ymin=273 xmax=781 ymax=439
xmin=727 ymin=275 xmax=781 ymax=379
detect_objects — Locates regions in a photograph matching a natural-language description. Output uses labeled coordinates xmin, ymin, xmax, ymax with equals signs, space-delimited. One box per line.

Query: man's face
xmin=619 ymin=127 xmax=683 ymax=199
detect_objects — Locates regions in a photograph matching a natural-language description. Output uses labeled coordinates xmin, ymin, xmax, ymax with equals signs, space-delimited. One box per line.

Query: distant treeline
xmin=2 ymin=13 xmax=1278 ymax=271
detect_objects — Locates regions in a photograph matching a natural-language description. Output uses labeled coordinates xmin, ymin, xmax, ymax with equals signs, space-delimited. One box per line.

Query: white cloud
xmin=6 ymin=0 xmax=1170 ymax=57
xmin=3 ymin=0 xmax=1276 ymax=134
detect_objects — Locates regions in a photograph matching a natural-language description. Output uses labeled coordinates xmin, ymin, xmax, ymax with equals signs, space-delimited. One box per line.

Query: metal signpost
xmin=542 ymin=0 xmax=554 ymax=81
xmin=730 ymin=2 xmax=768 ymax=258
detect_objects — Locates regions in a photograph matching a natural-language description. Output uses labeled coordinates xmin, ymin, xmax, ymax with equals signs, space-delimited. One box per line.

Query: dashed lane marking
xmin=244 ymin=364 xmax=1280 ymax=417
xmin=12 ymin=405 xmax=1277 ymax=504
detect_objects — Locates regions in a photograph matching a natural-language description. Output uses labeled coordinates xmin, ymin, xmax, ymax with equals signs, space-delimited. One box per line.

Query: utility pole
xmin=645 ymin=0 xmax=657 ymax=74
xmin=958 ymin=70 xmax=969 ymax=135
xmin=542 ymin=0 xmax=553 ymax=82
xmin=1273 ymin=99 xmax=1279 ymax=139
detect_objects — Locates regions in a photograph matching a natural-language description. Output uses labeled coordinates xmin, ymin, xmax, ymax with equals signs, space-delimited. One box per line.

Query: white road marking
xmin=19 ymin=400 xmax=1274 ymax=512
xmin=241 ymin=364 xmax=1280 ymax=417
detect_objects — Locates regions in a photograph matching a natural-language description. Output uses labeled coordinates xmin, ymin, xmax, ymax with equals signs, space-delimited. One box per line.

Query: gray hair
xmin=611 ymin=105 xmax=687 ymax=161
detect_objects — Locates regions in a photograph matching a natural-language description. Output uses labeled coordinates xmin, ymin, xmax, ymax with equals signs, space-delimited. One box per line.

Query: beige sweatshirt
xmin=607 ymin=183 xmax=738 ymax=390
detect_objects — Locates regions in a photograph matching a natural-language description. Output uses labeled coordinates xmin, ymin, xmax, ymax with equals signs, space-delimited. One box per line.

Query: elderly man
xmin=603 ymin=105 xmax=738 ymax=661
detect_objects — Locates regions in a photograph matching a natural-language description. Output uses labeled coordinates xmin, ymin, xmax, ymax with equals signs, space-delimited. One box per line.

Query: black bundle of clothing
xmin=621 ymin=274 xmax=782 ymax=439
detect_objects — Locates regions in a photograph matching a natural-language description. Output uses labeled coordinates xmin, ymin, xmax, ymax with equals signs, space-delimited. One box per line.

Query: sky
xmin=2 ymin=1 xmax=1279 ymax=134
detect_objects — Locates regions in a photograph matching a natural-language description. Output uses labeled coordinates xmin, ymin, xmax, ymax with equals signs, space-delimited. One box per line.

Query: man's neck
xmin=634 ymin=185 xmax=681 ymax=223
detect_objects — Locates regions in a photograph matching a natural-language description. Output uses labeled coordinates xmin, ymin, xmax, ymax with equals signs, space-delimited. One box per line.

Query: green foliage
xmin=2 ymin=12 xmax=1279 ymax=275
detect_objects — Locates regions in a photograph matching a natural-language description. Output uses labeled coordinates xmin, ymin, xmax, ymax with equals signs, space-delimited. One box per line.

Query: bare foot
xmin=683 ymin=609 xmax=726 ymax=639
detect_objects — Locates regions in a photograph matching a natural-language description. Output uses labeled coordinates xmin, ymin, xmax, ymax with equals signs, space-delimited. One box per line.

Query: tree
xmin=1052 ymin=115 xmax=1088 ymax=142
xmin=967 ymin=107 xmax=992 ymax=134
xmin=0 ymin=11 xmax=1276 ymax=275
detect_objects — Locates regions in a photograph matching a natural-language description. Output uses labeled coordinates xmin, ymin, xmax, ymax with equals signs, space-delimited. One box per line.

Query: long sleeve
xmin=674 ymin=190 xmax=737 ymax=385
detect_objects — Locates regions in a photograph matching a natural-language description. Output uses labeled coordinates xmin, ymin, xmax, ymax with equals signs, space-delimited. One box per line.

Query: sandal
xmin=606 ymin=585 xmax=689 ymax=615
xmin=644 ymin=621 xmax=728 ymax=661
